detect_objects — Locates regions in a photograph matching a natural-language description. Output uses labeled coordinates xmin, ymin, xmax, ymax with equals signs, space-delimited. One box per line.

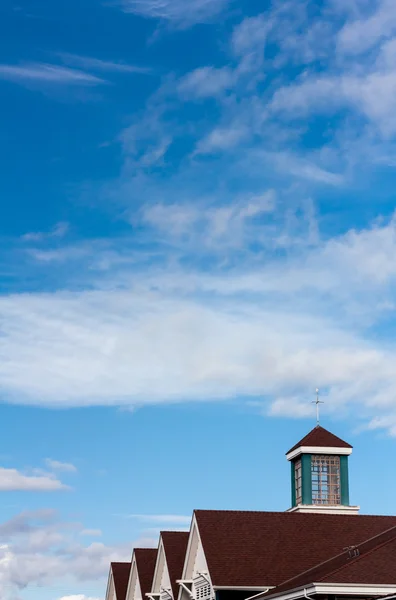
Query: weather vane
xmin=312 ymin=388 xmax=324 ymax=425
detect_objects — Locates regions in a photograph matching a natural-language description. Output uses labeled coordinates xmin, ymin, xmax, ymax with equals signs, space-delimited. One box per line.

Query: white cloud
xmin=195 ymin=126 xmax=248 ymax=154
xmin=58 ymin=53 xmax=150 ymax=74
xmin=80 ymin=529 xmax=102 ymax=537
xmin=0 ymin=468 xmax=68 ymax=491
xmin=125 ymin=514 xmax=191 ymax=524
xmin=231 ymin=13 xmax=271 ymax=57
xmin=270 ymin=69 xmax=396 ymax=136
xmin=120 ymin=0 xmax=231 ymax=28
xmin=6 ymin=205 xmax=396 ymax=432
xmin=261 ymin=151 xmax=344 ymax=185
xmin=22 ymin=222 xmax=69 ymax=243
xmin=120 ymin=104 xmax=173 ymax=168
xmin=0 ymin=510 xmax=129 ymax=600
xmin=45 ymin=459 xmax=77 ymax=473
xmin=5 ymin=0 xmax=396 ymax=438
xmin=0 ymin=63 xmax=105 ymax=85
xmin=338 ymin=0 xmax=396 ymax=55
xmin=178 ymin=66 xmax=235 ymax=99
xmin=141 ymin=191 xmax=276 ymax=245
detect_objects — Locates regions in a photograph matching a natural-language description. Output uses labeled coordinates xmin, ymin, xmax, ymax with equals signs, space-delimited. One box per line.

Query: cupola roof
xmin=286 ymin=425 xmax=352 ymax=456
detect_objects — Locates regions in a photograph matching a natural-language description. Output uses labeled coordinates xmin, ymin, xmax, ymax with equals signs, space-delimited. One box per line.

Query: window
xmin=311 ymin=455 xmax=340 ymax=505
xmin=294 ymin=459 xmax=302 ymax=504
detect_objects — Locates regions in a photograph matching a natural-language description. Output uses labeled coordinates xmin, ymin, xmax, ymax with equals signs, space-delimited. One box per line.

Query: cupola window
xmin=294 ymin=459 xmax=302 ymax=504
xmin=311 ymin=455 xmax=340 ymax=505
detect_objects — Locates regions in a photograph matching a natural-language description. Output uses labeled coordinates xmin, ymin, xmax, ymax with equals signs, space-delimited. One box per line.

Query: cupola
xmin=286 ymin=425 xmax=359 ymax=515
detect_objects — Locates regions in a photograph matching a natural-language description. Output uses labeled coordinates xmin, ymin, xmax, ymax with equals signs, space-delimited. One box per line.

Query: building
xmin=104 ymin=425 xmax=396 ymax=600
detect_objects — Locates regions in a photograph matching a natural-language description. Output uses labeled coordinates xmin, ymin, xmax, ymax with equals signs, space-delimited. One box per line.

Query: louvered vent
xmin=160 ymin=589 xmax=172 ymax=600
xmin=193 ymin=576 xmax=212 ymax=600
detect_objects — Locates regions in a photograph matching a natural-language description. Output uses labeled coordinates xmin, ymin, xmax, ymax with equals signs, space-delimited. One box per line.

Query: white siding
xmin=106 ymin=574 xmax=117 ymax=600
xmin=126 ymin=557 xmax=143 ymax=600
xmin=151 ymin=538 xmax=173 ymax=600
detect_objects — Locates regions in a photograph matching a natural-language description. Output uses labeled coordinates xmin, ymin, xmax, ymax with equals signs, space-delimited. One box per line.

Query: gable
xmin=181 ymin=516 xmax=209 ymax=582
xmin=161 ymin=531 xmax=190 ymax=600
xmin=178 ymin=515 xmax=213 ymax=600
xmin=152 ymin=537 xmax=169 ymax=595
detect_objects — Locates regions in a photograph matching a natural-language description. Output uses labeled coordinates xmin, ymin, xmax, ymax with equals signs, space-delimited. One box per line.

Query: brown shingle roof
xmin=112 ymin=562 xmax=131 ymax=600
xmin=135 ymin=548 xmax=158 ymax=598
xmin=286 ymin=425 xmax=352 ymax=455
xmin=195 ymin=510 xmax=396 ymax=588
xmin=320 ymin=533 xmax=396 ymax=584
xmin=269 ymin=524 xmax=396 ymax=594
xmin=162 ymin=531 xmax=189 ymax=600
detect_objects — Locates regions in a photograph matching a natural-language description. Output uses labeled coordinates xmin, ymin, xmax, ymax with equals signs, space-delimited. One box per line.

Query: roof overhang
xmin=263 ymin=583 xmax=396 ymax=600
xmin=213 ymin=587 xmax=273 ymax=591
xmin=287 ymin=504 xmax=360 ymax=515
xmin=286 ymin=446 xmax=352 ymax=461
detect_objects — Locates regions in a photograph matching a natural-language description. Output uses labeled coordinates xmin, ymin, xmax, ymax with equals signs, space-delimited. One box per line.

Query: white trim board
xmin=213 ymin=587 xmax=273 ymax=591
xmin=265 ymin=583 xmax=396 ymax=600
xmin=105 ymin=567 xmax=114 ymax=600
xmin=287 ymin=504 xmax=360 ymax=515
xmin=286 ymin=446 xmax=352 ymax=461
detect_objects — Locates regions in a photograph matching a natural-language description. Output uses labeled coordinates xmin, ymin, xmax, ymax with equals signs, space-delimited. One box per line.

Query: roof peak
xmin=286 ymin=424 xmax=352 ymax=456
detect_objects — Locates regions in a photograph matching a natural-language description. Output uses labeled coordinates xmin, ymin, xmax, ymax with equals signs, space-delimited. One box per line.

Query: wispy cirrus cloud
xmin=0 ymin=63 xmax=105 ymax=86
xmin=58 ymin=53 xmax=151 ymax=74
xmin=120 ymin=0 xmax=232 ymax=28
xmin=22 ymin=222 xmax=69 ymax=243
xmin=6 ymin=0 xmax=396 ymax=439
xmin=337 ymin=0 xmax=396 ymax=55
xmin=269 ymin=69 xmax=396 ymax=136
xmin=80 ymin=529 xmax=102 ymax=537
xmin=178 ymin=67 xmax=235 ymax=99
xmin=45 ymin=459 xmax=77 ymax=473
xmin=122 ymin=514 xmax=191 ymax=525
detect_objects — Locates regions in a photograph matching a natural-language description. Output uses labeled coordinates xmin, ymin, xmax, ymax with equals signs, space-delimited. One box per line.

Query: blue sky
xmin=2 ymin=0 xmax=396 ymax=598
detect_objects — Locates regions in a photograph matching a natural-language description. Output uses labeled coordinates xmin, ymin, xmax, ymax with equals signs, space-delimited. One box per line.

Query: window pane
xmin=311 ymin=455 xmax=340 ymax=505
xmin=295 ymin=459 xmax=302 ymax=504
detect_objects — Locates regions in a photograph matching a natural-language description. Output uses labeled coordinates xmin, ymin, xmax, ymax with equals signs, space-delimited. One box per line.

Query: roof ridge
xmin=161 ymin=530 xmax=190 ymax=534
xmin=195 ymin=509 xmax=295 ymax=515
xmin=195 ymin=508 xmax=394 ymax=517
